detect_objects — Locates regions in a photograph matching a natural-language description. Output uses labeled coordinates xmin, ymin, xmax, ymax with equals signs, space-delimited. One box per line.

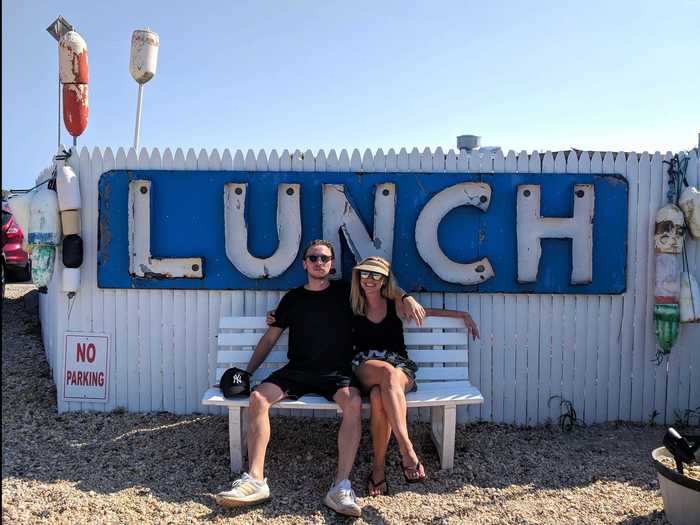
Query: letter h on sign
xmin=516 ymin=184 xmax=594 ymax=284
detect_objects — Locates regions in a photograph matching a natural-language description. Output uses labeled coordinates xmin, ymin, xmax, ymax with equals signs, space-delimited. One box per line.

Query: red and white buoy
xmin=59 ymin=30 xmax=89 ymax=140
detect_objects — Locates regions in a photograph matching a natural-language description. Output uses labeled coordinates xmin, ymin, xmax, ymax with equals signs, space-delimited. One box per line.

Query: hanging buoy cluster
xmin=56 ymin=153 xmax=83 ymax=294
xmin=59 ymin=31 xmax=89 ymax=138
xmin=653 ymin=153 xmax=700 ymax=359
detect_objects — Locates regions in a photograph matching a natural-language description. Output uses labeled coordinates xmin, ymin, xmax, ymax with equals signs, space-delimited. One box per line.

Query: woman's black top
xmin=351 ymin=300 xmax=407 ymax=358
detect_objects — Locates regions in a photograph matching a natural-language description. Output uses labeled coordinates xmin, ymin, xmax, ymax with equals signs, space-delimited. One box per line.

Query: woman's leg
xmin=368 ymin=386 xmax=391 ymax=495
xmin=356 ymin=361 xmax=423 ymax=479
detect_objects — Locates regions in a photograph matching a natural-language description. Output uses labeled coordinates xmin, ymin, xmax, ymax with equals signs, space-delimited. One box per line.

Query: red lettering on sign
xmin=86 ymin=343 xmax=96 ymax=363
xmin=76 ymin=343 xmax=97 ymax=363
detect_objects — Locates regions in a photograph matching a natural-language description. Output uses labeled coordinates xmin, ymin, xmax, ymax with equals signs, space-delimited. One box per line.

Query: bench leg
xmin=430 ymin=405 xmax=456 ymax=470
xmin=228 ymin=407 xmax=246 ymax=474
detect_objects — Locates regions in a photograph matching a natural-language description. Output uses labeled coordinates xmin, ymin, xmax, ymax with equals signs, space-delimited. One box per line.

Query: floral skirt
xmin=351 ymin=350 xmax=418 ymax=390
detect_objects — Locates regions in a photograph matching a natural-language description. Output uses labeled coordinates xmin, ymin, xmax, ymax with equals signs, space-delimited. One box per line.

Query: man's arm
xmin=389 ymin=284 xmax=426 ymax=326
xmin=246 ymin=326 xmax=284 ymax=374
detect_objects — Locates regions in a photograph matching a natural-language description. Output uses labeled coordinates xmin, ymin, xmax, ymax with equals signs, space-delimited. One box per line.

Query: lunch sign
xmin=97 ymin=170 xmax=628 ymax=294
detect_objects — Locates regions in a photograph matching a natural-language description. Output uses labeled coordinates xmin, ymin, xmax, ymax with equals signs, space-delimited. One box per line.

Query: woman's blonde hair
xmin=350 ymin=256 xmax=400 ymax=316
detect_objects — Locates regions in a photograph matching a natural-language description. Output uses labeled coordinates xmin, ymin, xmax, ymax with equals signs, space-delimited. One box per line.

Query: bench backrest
xmin=216 ymin=316 xmax=471 ymax=388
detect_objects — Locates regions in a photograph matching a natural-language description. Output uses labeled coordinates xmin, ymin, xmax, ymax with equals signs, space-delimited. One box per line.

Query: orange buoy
xmin=62 ymin=83 xmax=89 ymax=137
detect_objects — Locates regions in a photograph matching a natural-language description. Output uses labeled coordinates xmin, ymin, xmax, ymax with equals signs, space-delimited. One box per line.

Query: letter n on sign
xmin=63 ymin=332 xmax=111 ymax=402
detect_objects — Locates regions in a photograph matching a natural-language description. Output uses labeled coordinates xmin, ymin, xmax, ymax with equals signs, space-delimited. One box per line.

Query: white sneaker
xmin=215 ymin=472 xmax=270 ymax=508
xmin=323 ymin=479 xmax=361 ymax=517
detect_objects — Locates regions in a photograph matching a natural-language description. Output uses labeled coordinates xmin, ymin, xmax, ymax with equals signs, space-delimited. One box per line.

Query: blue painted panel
xmin=97 ymin=170 xmax=627 ymax=293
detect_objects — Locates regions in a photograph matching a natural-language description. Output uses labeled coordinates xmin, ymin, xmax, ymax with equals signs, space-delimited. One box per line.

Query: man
xmin=215 ymin=239 xmax=424 ymax=516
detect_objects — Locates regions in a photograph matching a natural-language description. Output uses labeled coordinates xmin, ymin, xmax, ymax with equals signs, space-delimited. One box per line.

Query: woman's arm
xmin=424 ymin=308 xmax=480 ymax=340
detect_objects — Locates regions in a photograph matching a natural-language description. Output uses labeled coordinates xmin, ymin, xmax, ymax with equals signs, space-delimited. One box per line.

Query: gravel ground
xmin=1 ymin=283 xmax=683 ymax=524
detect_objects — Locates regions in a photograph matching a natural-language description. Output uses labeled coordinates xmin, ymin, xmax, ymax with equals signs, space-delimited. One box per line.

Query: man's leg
xmin=247 ymin=382 xmax=287 ymax=480
xmin=215 ymin=382 xmax=286 ymax=508
xmin=332 ymin=386 xmax=362 ymax=484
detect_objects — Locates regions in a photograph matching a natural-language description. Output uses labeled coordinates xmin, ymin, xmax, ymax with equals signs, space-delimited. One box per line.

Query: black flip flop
xmin=401 ymin=461 xmax=426 ymax=484
xmin=367 ymin=474 xmax=389 ymax=496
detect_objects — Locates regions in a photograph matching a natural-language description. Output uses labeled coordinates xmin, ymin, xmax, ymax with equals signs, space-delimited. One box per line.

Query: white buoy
xmin=680 ymin=271 xmax=700 ymax=323
xmin=62 ymin=267 xmax=81 ymax=293
xmin=56 ymin=158 xmax=81 ymax=211
xmin=129 ymin=29 xmax=159 ymax=84
xmin=679 ymin=185 xmax=700 ymax=239
xmin=28 ymin=185 xmax=61 ymax=246
xmin=129 ymin=28 xmax=159 ymax=150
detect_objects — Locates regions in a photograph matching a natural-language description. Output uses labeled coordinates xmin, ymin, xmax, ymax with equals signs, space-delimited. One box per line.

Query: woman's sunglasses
xmin=359 ymin=271 xmax=384 ymax=281
xmin=305 ymin=255 xmax=333 ymax=263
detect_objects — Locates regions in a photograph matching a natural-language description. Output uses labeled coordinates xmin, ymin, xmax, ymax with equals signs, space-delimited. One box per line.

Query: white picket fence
xmin=38 ymin=146 xmax=700 ymax=426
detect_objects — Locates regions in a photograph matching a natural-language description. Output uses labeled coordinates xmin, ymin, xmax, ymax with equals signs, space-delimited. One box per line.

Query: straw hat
xmin=353 ymin=256 xmax=390 ymax=277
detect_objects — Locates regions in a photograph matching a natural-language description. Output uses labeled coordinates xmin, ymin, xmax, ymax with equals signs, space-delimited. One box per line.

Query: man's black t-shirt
xmin=271 ymin=280 xmax=353 ymax=372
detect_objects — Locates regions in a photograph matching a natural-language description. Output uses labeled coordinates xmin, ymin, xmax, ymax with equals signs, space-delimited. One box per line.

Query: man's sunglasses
xmin=359 ymin=271 xmax=384 ymax=281
xmin=305 ymin=255 xmax=333 ymax=263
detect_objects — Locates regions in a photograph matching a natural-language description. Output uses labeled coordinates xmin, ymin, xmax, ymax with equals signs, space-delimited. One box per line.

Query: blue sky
xmin=2 ymin=0 xmax=698 ymax=190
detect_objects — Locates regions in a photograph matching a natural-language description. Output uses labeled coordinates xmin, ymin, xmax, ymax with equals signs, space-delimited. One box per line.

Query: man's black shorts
xmin=259 ymin=365 xmax=360 ymax=402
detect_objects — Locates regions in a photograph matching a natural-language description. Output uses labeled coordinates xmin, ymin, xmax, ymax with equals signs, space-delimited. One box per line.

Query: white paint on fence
xmin=36 ymin=147 xmax=700 ymax=426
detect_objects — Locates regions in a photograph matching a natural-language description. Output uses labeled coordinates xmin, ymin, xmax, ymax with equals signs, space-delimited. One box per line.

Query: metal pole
xmin=133 ymin=84 xmax=144 ymax=150
xmin=58 ymin=77 xmax=61 ymax=148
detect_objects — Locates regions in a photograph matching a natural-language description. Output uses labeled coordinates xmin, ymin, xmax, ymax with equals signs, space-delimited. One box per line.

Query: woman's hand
xmin=462 ymin=312 xmax=480 ymax=340
xmin=398 ymin=296 xmax=426 ymax=326
xmin=266 ymin=310 xmax=276 ymax=326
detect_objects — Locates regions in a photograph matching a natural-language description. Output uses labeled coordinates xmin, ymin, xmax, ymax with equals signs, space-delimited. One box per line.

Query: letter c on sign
xmin=415 ymin=182 xmax=495 ymax=285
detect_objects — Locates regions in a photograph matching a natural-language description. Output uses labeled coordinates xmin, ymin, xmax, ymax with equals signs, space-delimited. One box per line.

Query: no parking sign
xmin=62 ymin=332 xmax=110 ymax=402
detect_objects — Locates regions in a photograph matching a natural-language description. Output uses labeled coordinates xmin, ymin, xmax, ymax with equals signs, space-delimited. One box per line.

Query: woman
xmin=350 ymin=256 xmax=479 ymax=496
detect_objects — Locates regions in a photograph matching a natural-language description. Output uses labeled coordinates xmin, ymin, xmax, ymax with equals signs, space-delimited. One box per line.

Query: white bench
xmin=201 ymin=316 xmax=484 ymax=473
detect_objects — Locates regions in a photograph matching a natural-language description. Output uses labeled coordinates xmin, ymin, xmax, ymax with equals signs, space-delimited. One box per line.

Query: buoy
xmin=59 ymin=30 xmax=89 ymax=138
xmin=62 ymin=84 xmax=89 ymax=138
xmin=56 ymin=158 xmax=81 ymax=211
xmin=680 ymin=271 xmax=700 ymax=323
xmin=62 ymin=267 xmax=81 ymax=293
xmin=31 ymin=245 xmax=56 ymax=289
xmin=60 ymin=209 xmax=81 ymax=236
xmin=62 ymin=234 xmax=83 ymax=268
xmin=58 ymin=31 xmax=88 ymax=84
xmin=28 ymin=185 xmax=61 ymax=246
xmin=653 ymin=204 xmax=685 ymax=354
xmin=679 ymin=186 xmax=700 ymax=239
xmin=129 ymin=29 xmax=159 ymax=84
xmin=8 ymin=191 xmax=33 ymax=251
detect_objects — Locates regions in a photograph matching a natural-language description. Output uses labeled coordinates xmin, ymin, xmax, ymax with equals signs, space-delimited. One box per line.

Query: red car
xmin=2 ymin=201 xmax=31 ymax=283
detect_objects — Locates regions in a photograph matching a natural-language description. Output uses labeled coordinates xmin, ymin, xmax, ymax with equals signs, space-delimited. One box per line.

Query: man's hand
xmin=397 ymin=295 xmax=426 ymax=326
xmin=266 ymin=310 xmax=276 ymax=326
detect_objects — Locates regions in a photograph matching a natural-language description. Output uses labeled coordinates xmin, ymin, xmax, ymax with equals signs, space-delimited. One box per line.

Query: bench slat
xmin=220 ymin=316 xmax=470 ymax=330
xmin=218 ymin=331 xmax=468 ymax=347
xmin=216 ymin=349 xmax=468 ymax=366
xmin=202 ymin=382 xmax=483 ymax=409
